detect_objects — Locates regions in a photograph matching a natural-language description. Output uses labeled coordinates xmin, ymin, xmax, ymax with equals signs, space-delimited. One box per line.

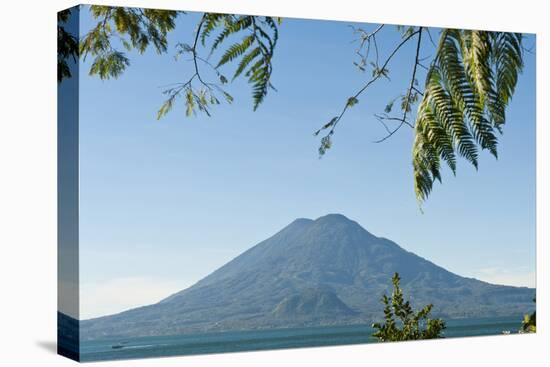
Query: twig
xmin=352 ymin=24 xmax=385 ymax=71
xmin=374 ymin=113 xmax=414 ymax=128
xmin=317 ymin=28 xmax=421 ymax=140
xmin=412 ymin=86 xmax=424 ymax=96
xmin=375 ymin=115 xmax=392 ymax=135
xmin=192 ymin=16 xmax=212 ymax=89
xmin=374 ymin=27 xmax=423 ymax=143
xmin=425 ymin=28 xmax=438 ymax=49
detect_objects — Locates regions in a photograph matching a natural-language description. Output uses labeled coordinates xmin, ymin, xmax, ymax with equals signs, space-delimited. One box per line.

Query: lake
xmin=79 ymin=315 xmax=524 ymax=362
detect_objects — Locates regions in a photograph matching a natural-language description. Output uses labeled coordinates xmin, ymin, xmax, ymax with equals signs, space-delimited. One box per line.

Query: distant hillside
xmin=81 ymin=214 xmax=534 ymax=340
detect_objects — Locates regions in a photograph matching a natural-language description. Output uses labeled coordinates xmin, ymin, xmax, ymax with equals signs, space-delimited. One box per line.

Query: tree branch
xmin=192 ymin=15 xmax=212 ymax=89
xmin=351 ymin=25 xmax=385 ymax=72
xmin=374 ymin=27 xmax=423 ymax=143
xmin=316 ymin=27 xmax=421 ymax=142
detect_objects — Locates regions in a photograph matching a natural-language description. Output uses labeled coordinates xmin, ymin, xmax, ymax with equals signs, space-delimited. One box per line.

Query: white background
xmin=0 ymin=0 xmax=547 ymax=366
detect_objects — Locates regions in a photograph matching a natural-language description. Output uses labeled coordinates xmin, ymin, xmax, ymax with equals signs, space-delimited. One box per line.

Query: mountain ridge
xmin=81 ymin=214 xmax=534 ymax=340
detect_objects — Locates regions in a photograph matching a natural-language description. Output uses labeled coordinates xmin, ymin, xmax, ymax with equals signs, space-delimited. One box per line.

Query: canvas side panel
xmin=57 ymin=5 xmax=80 ymax=362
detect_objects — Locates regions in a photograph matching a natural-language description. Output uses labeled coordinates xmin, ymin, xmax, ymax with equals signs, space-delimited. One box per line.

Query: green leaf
xmin=217 ymin=34 xmax=255 ymax=68
xmin=88 ymin=51 xmax=130 ymax=79
xmin=384 ymin=100 xmax=395 ymax=113
xmin=157 ymin=94 xmax=175 ymax=120
xmin=347 ymin=97 xmax=359 ymax=107
xmin=185 ymin=88 xmax=195 ymax=117
xmin=318 ymin=134 xmax=333 ymax=156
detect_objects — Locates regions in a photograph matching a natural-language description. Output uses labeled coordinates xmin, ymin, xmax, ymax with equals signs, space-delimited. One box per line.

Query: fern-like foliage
xmin=413 ymin=29 xmax=523 ymax=204
xmin=156 ymin=13 xmax=279 ymax=118
xmin=203 ymin=14 xmax=279 ymax=110
xmin=80 ymin=5 xmax=178 ymax=79
xmin=74 ymin=8 xmax=526 ymax=206
xmin=77 ymin=6 xmax=279 ymax=116
xmin=58 ymin=9 xmax=79 ymax=82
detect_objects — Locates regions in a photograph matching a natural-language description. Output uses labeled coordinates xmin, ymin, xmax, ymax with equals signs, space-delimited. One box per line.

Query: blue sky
xmin=76 ymin=9 xmax=536 ymax=318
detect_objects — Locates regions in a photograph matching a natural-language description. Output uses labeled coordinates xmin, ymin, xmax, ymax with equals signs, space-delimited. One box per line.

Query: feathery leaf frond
xmin=413 ymin=29 xmax=524 ymax=205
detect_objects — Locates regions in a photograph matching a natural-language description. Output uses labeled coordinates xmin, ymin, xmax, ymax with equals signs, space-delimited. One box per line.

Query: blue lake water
xmin=79 ymin=316 xmax=524 ymax=362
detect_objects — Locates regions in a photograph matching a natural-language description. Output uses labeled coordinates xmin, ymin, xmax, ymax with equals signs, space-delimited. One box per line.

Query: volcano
xmin=81 ymin=214 xmax=534 ymax=340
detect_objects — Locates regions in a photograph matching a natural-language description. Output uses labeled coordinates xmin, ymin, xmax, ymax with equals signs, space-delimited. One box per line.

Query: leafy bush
xmin=521 ymin=298 xmax=536 ymax=333
xmin=372 ymin=273 xmax=446 ymax=341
